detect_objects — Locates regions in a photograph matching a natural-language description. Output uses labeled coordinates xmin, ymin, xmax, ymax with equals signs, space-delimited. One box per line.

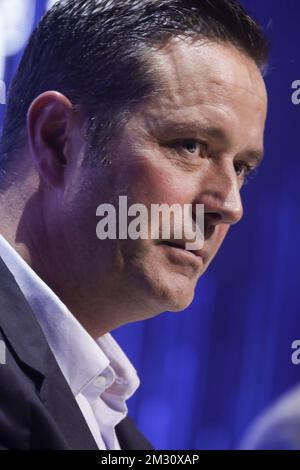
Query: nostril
xmin=204 ymin=213 xmax=222 ymax=225
xmin=203 ymin=213 xmax=221 ymax=240
xmin=204 ymin=224 xmax=215 ymax=240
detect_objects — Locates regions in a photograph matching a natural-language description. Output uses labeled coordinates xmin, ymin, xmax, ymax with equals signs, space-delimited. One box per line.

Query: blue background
xmin=1 ymin=0 xmax=300 ymax=450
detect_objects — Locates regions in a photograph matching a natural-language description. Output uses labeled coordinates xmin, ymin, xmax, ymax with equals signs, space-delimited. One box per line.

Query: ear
xmin=27 ymin=91 xmax=74 ymax=187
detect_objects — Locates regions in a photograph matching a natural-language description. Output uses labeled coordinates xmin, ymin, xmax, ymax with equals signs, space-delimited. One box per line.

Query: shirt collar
xmin=0 ymin=235 xmax=140 ymax=399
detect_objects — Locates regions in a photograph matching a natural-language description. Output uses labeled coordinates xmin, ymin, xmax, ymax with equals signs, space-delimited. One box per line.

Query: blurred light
xmin=46 ymin=0 xmax=59 ymax=10
xmin=0 ymin=0 xmax=36 ymax=56
xmin=0 ymin=80 xmax=6 ymax=104
xmin=0 ymin=0 xmax=36 ymax=79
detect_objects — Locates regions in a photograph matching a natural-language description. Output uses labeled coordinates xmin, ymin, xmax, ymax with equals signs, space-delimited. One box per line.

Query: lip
xmin=160 ymin=241 xmax=206 ymax=268
xmin=162 ymin=241 xmax=206 ymax=259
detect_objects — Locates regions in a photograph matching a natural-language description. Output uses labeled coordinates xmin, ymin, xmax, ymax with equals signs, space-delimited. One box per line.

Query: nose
xmin=196 ymin=162 xmax=244 ymax=228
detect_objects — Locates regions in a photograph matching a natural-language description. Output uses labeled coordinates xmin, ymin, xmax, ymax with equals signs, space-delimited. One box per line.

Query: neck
xmin=0 ymin=173 xmax=155 ymax=339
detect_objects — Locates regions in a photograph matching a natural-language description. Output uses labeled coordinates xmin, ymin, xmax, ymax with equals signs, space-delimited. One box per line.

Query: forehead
xmin=143 ymin=39 xmax=267 ymax=146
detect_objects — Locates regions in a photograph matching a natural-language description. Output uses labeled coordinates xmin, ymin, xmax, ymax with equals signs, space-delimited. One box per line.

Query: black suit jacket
xmin=0 ymin=256 xmax=153 ymax=450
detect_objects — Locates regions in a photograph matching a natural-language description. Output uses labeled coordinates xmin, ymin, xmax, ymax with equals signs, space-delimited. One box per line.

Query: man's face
xmin=54 ymin=40 xmax=267 ymax=324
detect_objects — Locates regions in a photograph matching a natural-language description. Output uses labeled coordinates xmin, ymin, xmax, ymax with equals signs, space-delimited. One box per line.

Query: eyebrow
xmin=152 ymin=119 xmax=264 ymax=166
xmin=237 ymin=149 xmax=264 ymax=167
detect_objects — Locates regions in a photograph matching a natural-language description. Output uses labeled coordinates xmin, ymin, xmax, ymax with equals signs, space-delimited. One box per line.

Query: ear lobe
xmin=27 ymin=91 xmax=73 ymax=188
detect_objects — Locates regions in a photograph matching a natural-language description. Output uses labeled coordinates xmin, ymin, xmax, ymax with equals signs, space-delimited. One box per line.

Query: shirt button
xmin=94 ymin=376 xmax=107 ymax=388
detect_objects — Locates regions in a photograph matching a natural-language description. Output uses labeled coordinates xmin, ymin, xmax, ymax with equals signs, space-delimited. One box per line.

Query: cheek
xmin=214 ymin=225 xmax=230 ymax=251
xmin=203 ymin=225 xmax=230 ymax=271
xmin=118 ymin=157 xmax=193 ymax=207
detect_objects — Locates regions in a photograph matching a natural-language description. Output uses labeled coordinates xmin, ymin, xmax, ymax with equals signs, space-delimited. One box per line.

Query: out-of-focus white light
xmin=0 ymin=80 xmax=6 ymax=104
xmin=0 ymin=0 xmax=36 ymax=56
xmin=0 ymin=0 xmax=36 ymax=80
xmin=46 ymin=0 xmax=59 ymax=10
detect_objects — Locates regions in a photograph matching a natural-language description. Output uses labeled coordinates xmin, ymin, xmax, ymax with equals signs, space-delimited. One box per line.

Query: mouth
xmin=162 ymin=241 xmax=204 ymax=258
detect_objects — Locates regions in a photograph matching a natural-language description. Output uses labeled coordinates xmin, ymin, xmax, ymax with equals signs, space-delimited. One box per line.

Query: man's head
xmin=0 ymin=0 xmax=268 ymax=336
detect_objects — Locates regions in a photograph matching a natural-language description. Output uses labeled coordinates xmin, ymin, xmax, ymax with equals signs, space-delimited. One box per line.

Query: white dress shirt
xmin=0 ymin=234 xmax=140 ymax=450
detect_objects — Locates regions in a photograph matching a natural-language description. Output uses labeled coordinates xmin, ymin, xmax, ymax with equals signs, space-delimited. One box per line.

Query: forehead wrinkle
xmin=152 ymin=78 xmax=266 ymax=115
xmin=140 ymin=62 xmax=266 ymax=122
xmin=149 ymin=40 xmax=267 ymax=110
xmin=142 ymin=98 xmax=240 ymax=136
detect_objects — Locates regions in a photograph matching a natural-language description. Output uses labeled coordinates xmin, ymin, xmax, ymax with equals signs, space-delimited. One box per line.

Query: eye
xmin=234 ymin=161 xmax=256 ymax=183
xmin=181 ymin=139 xmax=200 ymax=154
xmin=172 ymin=139 xmax=208 ymax=157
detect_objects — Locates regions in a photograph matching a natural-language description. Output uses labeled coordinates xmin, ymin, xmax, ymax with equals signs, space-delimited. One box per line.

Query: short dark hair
xmin=0 ymin=0 xmax=268 ymax=169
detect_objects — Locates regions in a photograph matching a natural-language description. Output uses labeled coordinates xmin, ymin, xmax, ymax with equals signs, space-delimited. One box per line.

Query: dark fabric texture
xmin=0 ymin=256 xmax=153 ymax=450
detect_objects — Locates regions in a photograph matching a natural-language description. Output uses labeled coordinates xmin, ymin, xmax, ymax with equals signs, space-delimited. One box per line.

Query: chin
xmin=167 ymin=292 xmax=195 ymax=312
xmin=150 ymin=275 xmax=196 ymax=313
xmin=127 ymin=256 xmax=198 ymax=315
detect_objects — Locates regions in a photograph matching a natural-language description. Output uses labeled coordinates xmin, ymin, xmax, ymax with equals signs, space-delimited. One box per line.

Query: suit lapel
xmin=0 ymin=256 xmax=98 ymax=450
xmin=39 ymin=350 xmax=98 ymax=450
xmin=116 ymin=416 xmax=154 ymax=450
